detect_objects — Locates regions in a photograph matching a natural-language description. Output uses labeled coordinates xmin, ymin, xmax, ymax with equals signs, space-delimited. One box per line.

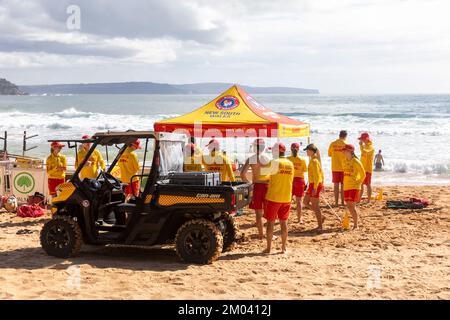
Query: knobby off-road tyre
xmin=40 ymin=215 xmax=83 ymax=258
xmin=222 ymin=214 xmax=239 ymax=252
xmin=175 ymin=219 xmax=223 ymax=264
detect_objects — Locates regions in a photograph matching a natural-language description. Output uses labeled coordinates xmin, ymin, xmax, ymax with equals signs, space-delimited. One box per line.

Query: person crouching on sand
xmin=240 ymin=138 xmax=271 ymax=239
xmin=303 ymin=144 xmax=325 ymax=231
xmin=358 ymin=132 xmax=375 ymax=202
xmin=46 ymin=141 xmax=67 ymax=197
xmin=263 ymin=143 xmax=294 ymax=254
xmin=287 ymin=142 xmax=307 ymax=223
xmin=342 ymin=144 xmax=366 ymax=229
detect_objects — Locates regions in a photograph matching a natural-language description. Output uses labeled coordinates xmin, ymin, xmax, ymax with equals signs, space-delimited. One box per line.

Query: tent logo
xmin=216 ymin=96 xmax=239 ymax=110
xmin=14 ymin=172 xmax=35 ymax=195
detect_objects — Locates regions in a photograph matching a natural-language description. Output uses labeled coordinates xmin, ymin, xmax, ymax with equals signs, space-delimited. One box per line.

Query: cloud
xmin=0 ymin=0 xmax=236 ymax=67
xmin=1 ymin=0 xmax=450 ymax=92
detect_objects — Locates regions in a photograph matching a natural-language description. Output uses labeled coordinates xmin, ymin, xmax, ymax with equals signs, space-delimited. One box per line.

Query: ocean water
xmin=0 ymin=94 xmax=449 ymax=185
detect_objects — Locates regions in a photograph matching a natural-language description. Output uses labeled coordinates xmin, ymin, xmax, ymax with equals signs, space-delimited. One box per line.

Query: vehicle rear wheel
xmin=40 ymin=215 xmax=83 ymax=258
xmin=222 ymin=215 xmax=239 ymax=252
xmin=175 ymin=219 xmax=223 ymax=264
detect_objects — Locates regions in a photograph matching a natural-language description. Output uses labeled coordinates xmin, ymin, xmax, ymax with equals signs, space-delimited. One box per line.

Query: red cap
xmin=206 ymin=139 xmax=220 ymax=149
xmin=131 ymin=140 xmax=142 ymax=149
xmin=358 ymin=132 xmax=370 ymax=141
xmin=82 ymin=134 xmax=90 ymax=140
xmin=186 ymin=143 xmax=196 ymax=151
xmin=272 ymin=142 xmax=286 ymax=153
xmin=291 ymin=142 xmax=300 ymax=150
xmin=343 ymin=144 xmax=355 ymax=152
xmin=51 ymin=141 xmax=65 ymax=149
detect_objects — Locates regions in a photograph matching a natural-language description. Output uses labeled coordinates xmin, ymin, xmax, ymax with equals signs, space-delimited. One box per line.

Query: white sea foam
xmin=0 ymin=94 xmax=449 ymax=185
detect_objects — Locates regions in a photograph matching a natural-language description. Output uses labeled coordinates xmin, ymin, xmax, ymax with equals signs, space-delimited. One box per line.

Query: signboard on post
xmin=10 ymin=168 xmax=48 ymax=203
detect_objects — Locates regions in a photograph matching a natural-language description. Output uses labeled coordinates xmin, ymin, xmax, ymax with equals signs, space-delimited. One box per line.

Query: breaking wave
xmin=52 ymin=108 xmax=94 ymax=118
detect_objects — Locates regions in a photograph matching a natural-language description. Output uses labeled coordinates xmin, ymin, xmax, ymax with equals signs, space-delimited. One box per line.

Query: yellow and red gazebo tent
xmin=154 ymin=85 xmax=310 ymax=138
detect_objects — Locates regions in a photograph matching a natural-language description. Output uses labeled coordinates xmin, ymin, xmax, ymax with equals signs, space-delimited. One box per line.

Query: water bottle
xmin=342 ymin=210 xmax=350 ymax=230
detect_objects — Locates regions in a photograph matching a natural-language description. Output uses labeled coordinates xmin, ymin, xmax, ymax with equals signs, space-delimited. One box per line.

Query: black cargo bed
xmin=154 ymin=181 xmax=252 ymax=211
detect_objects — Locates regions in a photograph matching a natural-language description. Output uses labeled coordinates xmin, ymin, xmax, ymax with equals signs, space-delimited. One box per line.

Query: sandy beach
xmin=0 ymin=185 xmax=449 ymax=300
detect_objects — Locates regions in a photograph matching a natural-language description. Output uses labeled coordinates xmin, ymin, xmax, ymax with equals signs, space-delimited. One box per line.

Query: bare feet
xmin=316 ymin=216 xmax=325 ymax=230
xmin=281 ymin=247 xmax=288 ymax=254
xmin=262 ymin=248 xmax=271 ymax=254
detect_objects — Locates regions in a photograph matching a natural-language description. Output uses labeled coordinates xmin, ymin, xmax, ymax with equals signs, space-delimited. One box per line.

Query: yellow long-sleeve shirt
xmin=287 ymin=155 xmax=307 ymax=179
xmin=46 ymin=153 xmax=67 ymax=179
xmin=183 ymin=155 xmax=203 ymax=172
xmin=203 ymin=151 xmax=236 ymax=182
xmin=328 ymin=138 xmax=346 ymax=172
xmin=118 ymin=147 xmax=140 ymax=183
xmin=343 ymin=157 xmax=366 ymax=191
xmin=265 ymin=157 xmax=294 ymax=203
xmin=360 ymin=141 xmax=375 ymax=173
xmin=76 ymin=148 xmax=106 ymax=180
xmin=307 ymin=156 xmax=324 ymax=187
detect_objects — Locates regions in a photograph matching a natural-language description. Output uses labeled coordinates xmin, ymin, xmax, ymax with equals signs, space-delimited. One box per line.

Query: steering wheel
xmin=100 ymin=171 xmax=122 ymax=190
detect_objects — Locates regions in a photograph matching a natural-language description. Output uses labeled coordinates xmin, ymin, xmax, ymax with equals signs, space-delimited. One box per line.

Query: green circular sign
xmin=14 ymin=172 xmax=36 ymax=195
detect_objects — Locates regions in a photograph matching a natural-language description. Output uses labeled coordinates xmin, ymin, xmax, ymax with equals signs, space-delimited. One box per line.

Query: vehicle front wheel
xmin=40 ymin=215 xmax=83 ymax=258
xmin=175 ymin=219 xmax=223 ymax=264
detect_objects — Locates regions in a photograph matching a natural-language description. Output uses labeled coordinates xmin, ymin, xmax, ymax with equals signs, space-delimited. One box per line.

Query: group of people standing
xmin=46 ymin=135 xmax=142 ymax=198
xmin=182 ymin=132 xmax=376 ymax=254
xmin=239 ymin=130 xmax=376 ymax=254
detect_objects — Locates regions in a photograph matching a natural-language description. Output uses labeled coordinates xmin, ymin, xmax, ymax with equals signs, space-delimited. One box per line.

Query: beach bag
xmin=386 ymin=200 xmax=427 ymax=210
xmin=17 ymin=204 xmax=44 ymax=218
xmin=410 ymin=197 xmax=429 ymax=207
xmin=27 ymin=192 xmax=46 ymax=208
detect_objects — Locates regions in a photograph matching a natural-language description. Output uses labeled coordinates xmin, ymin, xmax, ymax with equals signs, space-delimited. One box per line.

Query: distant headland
xmin=18 ymin=82 xmax=319 ymax=95
xmin=0 ymin=78 xmax=27 ymax=95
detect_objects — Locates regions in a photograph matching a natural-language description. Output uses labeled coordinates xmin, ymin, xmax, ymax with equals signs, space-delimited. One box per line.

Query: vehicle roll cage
xmin=48 ymin=131 xmax=158 ymax=188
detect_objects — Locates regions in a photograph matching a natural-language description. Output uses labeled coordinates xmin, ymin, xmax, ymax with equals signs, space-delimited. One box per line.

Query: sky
xmin=1 ymin=0 xmax=450 ymax=93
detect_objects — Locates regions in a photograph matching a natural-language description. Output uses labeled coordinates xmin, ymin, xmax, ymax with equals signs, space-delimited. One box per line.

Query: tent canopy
xmin=154 ymin=85 xmax=310 ymax=138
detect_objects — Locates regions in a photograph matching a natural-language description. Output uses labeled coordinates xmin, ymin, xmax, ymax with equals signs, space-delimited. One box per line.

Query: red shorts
xmin=292 ymin=177 xmax=306 ymax=197
xmin=264 ymin=200 xmax=291 ymax=222
xmin=48 ymin=178 xmax=65 ymax=196
xmin=344 ymin=189 xmax=360 ymax=202
xmin=363 ymin=172 xmax=372 ymax=185
xmin=124 ymin=180 xmax=140 ymax=196
xmin=332 ymin=171 xmax=344 ymax=183
xmin=306 ymin=183 xmax=324 ymax=199
xmin=249 ymin=183 xmax=268 ymax=210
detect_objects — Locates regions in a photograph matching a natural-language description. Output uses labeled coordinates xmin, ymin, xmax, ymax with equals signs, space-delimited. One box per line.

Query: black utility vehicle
xmin=41 ymin=131 xmax=252 ymax=264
